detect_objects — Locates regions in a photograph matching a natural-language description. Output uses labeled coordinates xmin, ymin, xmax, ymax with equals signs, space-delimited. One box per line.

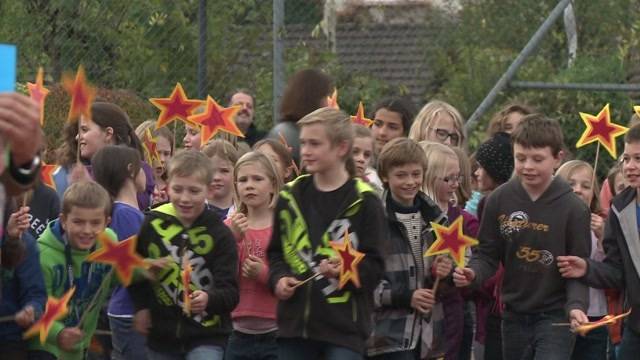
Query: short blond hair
xmin=409 ymin=100 xmax=466 ymax=148
xmin=62 ymin=181 xmax=111 ymax=216
xmin=202 ymin=139 xmax=240 ymax=165
xmin=168 ymin=150 xmax=213 ymax=185
xmin=234 ymin=151 xmax=283 ymax=214
xmin=419 ymin=141 xmax=458 ymax=202
xmin=377 ymin=138 xmax=427 ymax=182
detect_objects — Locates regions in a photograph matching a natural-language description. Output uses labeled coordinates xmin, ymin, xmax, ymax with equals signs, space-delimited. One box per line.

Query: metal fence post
xmin=198 ymin=0 xmax=207 ymax=98
xmin=273 ymin=0 xmax=285 ymax=124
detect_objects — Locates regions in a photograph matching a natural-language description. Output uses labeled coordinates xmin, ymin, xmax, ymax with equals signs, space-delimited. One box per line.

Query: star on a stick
xmin=141 ymin=128 xmax=160 ymax=166
xmin=149 ymin=83 xmax=202 ymax=130
xmin=40 ymin=163 xmax=58 ymax=190
xmin=327 ymin=88 xmax=339 ymax=109
xmin=350 ymin=102 xmax=373 ymax=127
xmin=577 ymin=104 xmax=628 ymax=159
xmin=425 ymin=216 xmax=478 ymax=268
xmin=329 ymin=231 xmax=365 ymax=289
xmin=182 ymin=254 xmax=192 ymax=316
xmin=62 ymin=65 xmax=96 ymax=122
xmin=23 ymin=287 xmax=76 ymax=344
xmin=86 ymin=233 xmax=146 ymax=286
xmin=27 ymin=67 xmax=49 ymax=126
xmin=187 ymin=96 xmax=243 ymax=145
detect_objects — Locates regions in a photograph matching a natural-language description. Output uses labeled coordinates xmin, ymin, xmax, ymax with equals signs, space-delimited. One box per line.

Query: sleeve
xmin=373 ymin=278 xmax=413 ymax=309
xmin=38 ymin=248 xmax=66 ymax=346
xmin=127 ymin=216 xmax=155 ymax=311
xmin=565 ymin=203 xmax=591 ymax=313
xmin=349 ymin=194 xmax=386 ymax=293
xmin=16 ymin=233 xmax=47 ymax=318
xmin=584 ymin=209 xmax=625 ymax=289
xmin=205 ymin=224 xmax=239 ymax=314
xmin=267 ymin=197 xmax=292 ymax=291
xmin=467 ymin=193 xmax=504 ymax=287
xmin=2 ymin=155 xmax=39 ymax=196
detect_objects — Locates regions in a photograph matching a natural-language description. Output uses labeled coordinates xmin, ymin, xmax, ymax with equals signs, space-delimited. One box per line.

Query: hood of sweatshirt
xmin=511 ymin=176 xmax=574 ymax=205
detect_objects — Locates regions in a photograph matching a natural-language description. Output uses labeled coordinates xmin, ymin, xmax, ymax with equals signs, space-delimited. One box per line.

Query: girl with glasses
xmin=409 ymin=100 xmax=466 ymax=149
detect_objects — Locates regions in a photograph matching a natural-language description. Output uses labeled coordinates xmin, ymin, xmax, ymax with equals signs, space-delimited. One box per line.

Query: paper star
xmin=27 ymin=67 xmax=49 ymax=126
xmin=149 ymin=83 xmax=202 ymax=130
xmin=39 ymin=163 xmax=58 ymax=190
xmin=330 ymin=231 xmax=365 ymax=289
xmin=425 ymin=216 xmax=478 ymax=268
xmin=23 ymin=287 xmax=75 ymax=344
xmin=577 ymin=104 xmax=628 ymax=159
xmin=86 ymin=233 xmax=146 ymax=286
xmin=188 ymin=96 xmax=243 ymax=145
xmin=141 ymin=128 xmax=160 ymax=166
xmin=62 ymin=65 xmax=96 ymax=122
xmin=350 ymin=102 xmax=373 ymax=127
xmin=327 ymin=88 xmax=339 ymax=109
xmin=182 ymin=254 xmax=192 ymax=316
xmin=576 ymin=309 xmax=631 ymax=336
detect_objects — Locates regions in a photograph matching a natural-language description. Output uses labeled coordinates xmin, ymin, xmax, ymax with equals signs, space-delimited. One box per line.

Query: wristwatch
xmin=16 ymin=155 xmax=41 ymax=177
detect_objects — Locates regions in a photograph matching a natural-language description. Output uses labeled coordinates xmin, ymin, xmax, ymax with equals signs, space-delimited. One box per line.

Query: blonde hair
xmin=168 ymin=150 xmax=214 ymax=185
xmin=62 ymin=181 xmax=111 ymax=216
xmin=419 ymin=141 xmax=459 ymax=204
xmin=298 ymin=107 xmax=356 ymax=177
xmin=409 ymin=100 xmax=466 ymax=148
xmin=451 ymin=146 xmax=472 ymax=207
xmin=135 ymin=120 xmax=174 ymax=149
xmin=556 ymin=160 xmax=601 ymax=214
xmin=202 ymin=139 xmax=240 ymax=165
xmin=234 ymin=151 xmax=283 ymax=214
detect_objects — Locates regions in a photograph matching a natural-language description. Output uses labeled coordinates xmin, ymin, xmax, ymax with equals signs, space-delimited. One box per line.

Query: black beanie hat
xmin=476 ymin=132 xmax=514 ymax=184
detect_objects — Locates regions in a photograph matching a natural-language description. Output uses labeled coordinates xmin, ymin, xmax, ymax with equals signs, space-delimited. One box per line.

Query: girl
xmin=409 ymin=100 xmax=466 ymax=149
xmin=600 ymin=164 xmax=626 ymax=214
xmin=135 ymin=120 xmax=174 ymax=204
xmin=352 ymin=124 xmax=383 ymax=195
xmin=556 ymin=160 xmax=608 ymax=360
xmin=485 ymin=102 xmax=534 ymax=137
xmin=53 ymin=102 xmax=155 ymax=209
xmin=253 ymin=138 xmax=294 ymax=183
xmin=183 ymin=124 xmax=202 ymax=151
xmin=370 ymin=97 xmax=417 ymax=154
xmin=224 ymin=151 xmax=283 ymax=360
xmin=92 ymin=145 xmax=148 ymax=360
xmin=202 ymin=140 xmax=240 ymax=220
xmin=267 ymin=107 xmax=385 ymax=359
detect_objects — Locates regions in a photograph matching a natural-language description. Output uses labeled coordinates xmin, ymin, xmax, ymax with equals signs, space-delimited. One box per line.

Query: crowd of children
xmin=1 ymin=69 xmax=640 ymax=360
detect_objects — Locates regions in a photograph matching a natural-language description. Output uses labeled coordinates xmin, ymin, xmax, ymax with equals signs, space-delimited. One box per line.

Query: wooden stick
xmin=590 ymin=142 xmax=601 ymax=204
xmin=292 ymin=272 xmax=321 ymax=289
xmin=551 ymin=322 xmax=571 ymax=326
xmin=172 ymin=120 xmax=177 ymax=155
xmin=0 ymin=314 xmax=15 ymax=323
xmin=76 ymin=116 xmax=82 ymax=163
xmin=431 ymin=276 xmax=441 ymax=298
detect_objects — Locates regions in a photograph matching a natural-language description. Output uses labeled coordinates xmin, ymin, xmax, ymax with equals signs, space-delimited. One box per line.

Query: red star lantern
xmin=327 ymin=88 xmax=339 ymax=109
xmin=62 ymin=65 xmax=96 ymax=122
xmin=27 ymin=67 xmax=50 ymax=126
xmin=149 ymin=83 xmax=202 ymax=130
xmin=141 ymin=128 xmax=160 ymax=166
xmin=86 ymin=233 xmax=146 ymax=286
xmin=39 ymin=163 xmax=58 ymax=190
xmin=329 ymin=231 xmax=365 ymax=289
xmin=23 ymin=287 xmax=76 ymax=344
xmin=577 ymin=104 xmax=628 ymax=159
xmin=425 ymin=216 xmax=478 ymax=268
xmin=182 ymin=254 xmax=192 ymax=316
xmin=187 ymin=96 xmax=243 ymax=145
xmin=350 ymin=102 xmax=373 ymax=127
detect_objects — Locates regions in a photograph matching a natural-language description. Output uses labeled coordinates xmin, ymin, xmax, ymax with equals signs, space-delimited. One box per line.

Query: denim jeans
xmin=619 ymin=326 xmax=640 ymax=360
xmin=109 ymin=316 xmax=148 ymax=360
xmin=278 ymin=337 xmax=362 ymax=360
xmin=501 ymin=309 xmax=573 ymax=360
xmin=366 ymin=349 xmax=418 ymax=360
xmin=147 ymin=345 xmax=224 ymax=360
xmin=484 ymin=313 xmax=503 ymax=360
xmin=224 ymin=330 xmax=278 ymax=360
xmin=571 ymin=316 xmax=608 ymax=360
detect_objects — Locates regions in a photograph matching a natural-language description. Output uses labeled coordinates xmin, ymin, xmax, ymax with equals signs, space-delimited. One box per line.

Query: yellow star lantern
xmin=329 ymin=231 xmax=365 ymax=289
xmin=23 ymin=287 xmax=76 ymax=344
xmin=350 ymin=102 xmax=373 ymax=127
xmin=577 ymin=104 xmax=628 ymax=159
xmin=187 ymin=96 xmax=243 ymax=145
xmin=425 ymin=216 xmax=478 ymax=268
xmin=141 ymin=128 xmax=161 ymax=166
xmin=62 ymin=65 xmax=96 ymax=122
xmin=86 ymin=233 xmax=147 ymax=286
xmin=27 ymin=67 xmax=50 ymax=126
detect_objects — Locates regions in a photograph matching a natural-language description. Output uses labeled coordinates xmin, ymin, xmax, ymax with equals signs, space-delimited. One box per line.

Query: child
xmin=129 ymin=150 xmax=239 ymax=360
xmin=224 ymin=151 xmax=283 ymax=359
xmin=253 ymin=138 xmax=294 ymax=183
xmin=366 ymin=138 xmax=451 ymax=359
xmin=455 ymin=114 xmax=591 ymax=359
xmin=267 ymin=107 xmax=385 ymax=359
xmin=202 ymin=140 xmax=240 ymax=220
xmin=370 ymin=97 xmax=417 ymax=154
xmin=28 ymin=181 xmax=116 ymax=360
xmin=485 ymin=102 xmax=534 ymax=137
xmin=135 ymin=120 xmax=174 ymax=205
xmin=352 ymin=124 xmax=383 ymax=194
xmin=92 ymin=145 xmax=148 ymax=360
xmin=557 ymin=123 xmax=640 ymax=359
xmin=183 ymin=124 xmax=202 ymax=151
xmin=408 ymin=100 xmax=466 ymax=149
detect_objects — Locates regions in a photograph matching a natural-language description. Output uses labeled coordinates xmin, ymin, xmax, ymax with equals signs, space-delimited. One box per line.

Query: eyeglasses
xmin=429 ymin=127 xmax=460 ymax=146
xmin=440 ymin=175 xmax=464 ymax=184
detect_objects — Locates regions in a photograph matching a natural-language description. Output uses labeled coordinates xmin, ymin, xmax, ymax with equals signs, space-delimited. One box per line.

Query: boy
xmin=129 ymin=150 xmax=238 ymax=360
xmin=557 ymin=123 xmax=640 ymax=359
xmin=453 ymin=114 xmax=591 ymax=360
xmin=28 ymin=181 xmax=116 ymax=360
xmin=366 ymin=138 xmax=451 ymax=359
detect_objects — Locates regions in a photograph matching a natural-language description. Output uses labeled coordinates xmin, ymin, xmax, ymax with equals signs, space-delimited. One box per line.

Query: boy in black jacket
xmin=129 ymin=151 xmax=238 ymax=360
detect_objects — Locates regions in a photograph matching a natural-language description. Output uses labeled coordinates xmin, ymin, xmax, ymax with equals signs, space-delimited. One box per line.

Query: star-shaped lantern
xmin=149 ymin=83 xmax=202 ymax=130
xmin=62 ymin=65 xmax=96 ymax=122
xmin=577 ymin=104 xmax=628 ymax=159
xmin=327 ymin=88 xmax=339 ymax=109
xmin=329 ymin=231 xmax=365 ymax=289
xmin=182 ymin=254 xmax=192 ymax=316
xmin=23 ymin=287 xmax=76 ymax=344
xmin=40 ymin=163 xmax=58 ymax=190
xmin=425 ymin=216 xmax=478 ymax=268
xmin=141 ymin=128 xmax=160 ymax=166
xmin=187 ymin=96 xmax=243 ymax=145
xmin=27 ymin=67 xmax=50 ymax=126
xmin=350 ymin=102 xmax=373 ymax=127
xmin=86 ymin=233 xmax=146 ymax=286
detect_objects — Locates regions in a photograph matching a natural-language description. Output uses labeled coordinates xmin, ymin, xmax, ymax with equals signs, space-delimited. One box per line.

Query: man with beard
xmin=229 ymin=90 xmax=265 ymax=146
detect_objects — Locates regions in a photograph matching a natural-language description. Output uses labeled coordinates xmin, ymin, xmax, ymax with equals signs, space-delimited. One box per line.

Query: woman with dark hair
xmin=267 ymin=69 xmax=333 ymax=163
xmin=370 ymin=97 xmax=417 ymax=154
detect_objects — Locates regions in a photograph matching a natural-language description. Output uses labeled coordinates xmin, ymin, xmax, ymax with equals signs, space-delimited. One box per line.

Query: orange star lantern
xmin=62 ymin=65 xmax=96 ymax=122
xmin=327 ymin=88 xmax=339 ymax=109
xmin=425 ymin=216 xmax=478 ymax=268
xmin=187 ymin=96 xmax=243 ymax=145
xmin=182 ymin=254 xmax=192 ymax=316
xmin=141 ymin=128 xmax=160 ymax=166
xmin=576 ymin=310 xmax=631 ymax=336
xmin=149 ymin=83 xmax=202 ymax=130
xmin=86 ymin=233 xmax=146 ymax=286
xmin=39 ymin=163 xmax=58 ymax=190
xmin=27 ymin=67 xmax=49 ymax=126
xmin=577 ymin=104 xmax=628 ymax=159
xmin=329 ymin=231 xmax=365 ymax=289
xmin=350 ymin=102 xmax=373 ymax=127
xmin=23 ymin=287 xmax=76 ymax=343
